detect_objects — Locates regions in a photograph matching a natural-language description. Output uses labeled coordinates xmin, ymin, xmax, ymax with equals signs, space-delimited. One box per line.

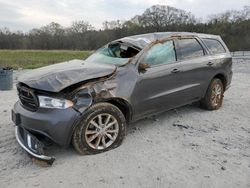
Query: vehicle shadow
xmin=41 ymin=103 xmax=207 ymax=166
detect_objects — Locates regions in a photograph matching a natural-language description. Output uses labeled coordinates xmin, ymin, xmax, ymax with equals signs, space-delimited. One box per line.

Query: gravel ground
xmin=0 ymin=59 xmax=250 ymax=188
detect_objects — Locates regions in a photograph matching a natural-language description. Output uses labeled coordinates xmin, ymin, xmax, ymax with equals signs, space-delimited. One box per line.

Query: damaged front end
xmin=12 ymin=68 xmax=120 ymax=165
xmin=12 ymin=83 xmax=82 ymax=165
xmin=12 ymin=39 xmax=141 ymax=165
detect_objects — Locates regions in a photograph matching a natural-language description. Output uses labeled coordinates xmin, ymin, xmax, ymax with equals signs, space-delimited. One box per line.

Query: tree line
xmin=0 ymin=5 xmax=249 ymax=51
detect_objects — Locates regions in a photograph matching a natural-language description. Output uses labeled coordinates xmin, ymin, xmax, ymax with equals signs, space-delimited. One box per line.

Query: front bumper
xmin=12 ymin=101 xmax=81 ymax=164
xmin=12 ymin=101 xmax=80 ymax=146
xmin=15 ymin=126 xmax=55 ymax=165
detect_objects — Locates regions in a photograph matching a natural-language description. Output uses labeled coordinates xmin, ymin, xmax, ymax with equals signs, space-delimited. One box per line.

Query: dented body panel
xmin=18 ymin=59 xmax=116 ymax=92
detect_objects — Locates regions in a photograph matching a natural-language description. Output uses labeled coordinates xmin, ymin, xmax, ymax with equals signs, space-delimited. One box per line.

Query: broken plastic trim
xmin=15 ymin=126 xmax=55 ymax=165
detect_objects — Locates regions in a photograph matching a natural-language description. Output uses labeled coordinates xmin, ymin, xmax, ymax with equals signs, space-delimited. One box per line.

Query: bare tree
xmin=209 ymin=6 xmax=250 ymax=23
xmin=70 ymin=21 xmax=94 ymax=33
xmin=138 ymin=5 xmax=197 ymax=30
xmin=103 ymin=20 xmax=125 ymax=30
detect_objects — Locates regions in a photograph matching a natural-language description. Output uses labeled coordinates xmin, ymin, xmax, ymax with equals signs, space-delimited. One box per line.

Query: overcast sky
xmin=0 ymin=0 xmax=249 ymax=31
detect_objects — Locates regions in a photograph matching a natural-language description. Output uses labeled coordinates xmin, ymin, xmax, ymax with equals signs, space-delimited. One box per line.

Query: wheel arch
xmin=104 ymin=98 xmax=133 ymax=123
xmin=213 ymin=73 xmax=227 ymax=91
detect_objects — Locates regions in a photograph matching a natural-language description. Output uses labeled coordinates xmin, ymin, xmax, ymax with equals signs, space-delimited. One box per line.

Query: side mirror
xmin=138 ymin=63 xmax=150 ymax=73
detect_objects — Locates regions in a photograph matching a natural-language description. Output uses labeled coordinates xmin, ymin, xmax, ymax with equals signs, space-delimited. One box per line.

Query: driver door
xmin=132 ymin=39 xmax=186 ymax=119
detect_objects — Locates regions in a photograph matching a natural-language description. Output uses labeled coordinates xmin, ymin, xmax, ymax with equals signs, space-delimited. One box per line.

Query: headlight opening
xmin=38 ymin=96 xmax=73 ymax=109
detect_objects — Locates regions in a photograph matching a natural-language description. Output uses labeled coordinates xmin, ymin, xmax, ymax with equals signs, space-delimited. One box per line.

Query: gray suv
xmin=12 ymin=32 xmax=233 ymax=164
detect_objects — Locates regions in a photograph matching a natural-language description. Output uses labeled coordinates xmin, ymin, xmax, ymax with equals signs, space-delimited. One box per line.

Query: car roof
xmin=116 ymin=32 xmax=220 ymax=49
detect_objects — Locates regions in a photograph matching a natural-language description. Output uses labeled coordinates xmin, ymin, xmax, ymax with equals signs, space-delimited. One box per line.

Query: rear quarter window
xmin=176 ymin=38 xmax=205 ymax=61
xmin=202 ymin=38 xmax=226 ymax=54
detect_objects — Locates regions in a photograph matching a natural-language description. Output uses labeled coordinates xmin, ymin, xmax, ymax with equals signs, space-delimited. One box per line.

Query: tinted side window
xmin=144 ymin=40 xmax=176 ymax=66
xmin=176 ymin=38 xmax=204 ymax=60
xmin=202 ymin=38 xmax=226 ymax=54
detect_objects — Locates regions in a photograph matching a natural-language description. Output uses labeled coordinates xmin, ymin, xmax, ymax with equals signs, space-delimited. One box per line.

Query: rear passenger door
xmin=174 ymin=37 xmax=213 ymax=102
xmin=201 ymin=38 xmax=232 ymax=88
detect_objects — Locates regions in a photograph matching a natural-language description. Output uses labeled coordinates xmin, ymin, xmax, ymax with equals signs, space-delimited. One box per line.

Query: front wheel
xmin=200 ymin=78 xmax=224 ymax=110
xmin=72 ymin=102 xmax=126 ymax=155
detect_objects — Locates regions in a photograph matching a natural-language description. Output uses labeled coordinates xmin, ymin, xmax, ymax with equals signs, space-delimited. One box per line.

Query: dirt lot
xmin=0 ymin=59 xmax=250 ymax=188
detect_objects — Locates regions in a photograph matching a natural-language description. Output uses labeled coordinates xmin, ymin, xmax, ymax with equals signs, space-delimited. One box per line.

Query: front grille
xmin=17 ymin=84 xmax=38 ymax=111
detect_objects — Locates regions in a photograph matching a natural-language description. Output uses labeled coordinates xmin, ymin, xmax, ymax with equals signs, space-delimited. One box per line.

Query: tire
xmin=72 ymin=102 xmax=126 ymax=155
xmin=200 ymin=78 xmax=224 ymax=110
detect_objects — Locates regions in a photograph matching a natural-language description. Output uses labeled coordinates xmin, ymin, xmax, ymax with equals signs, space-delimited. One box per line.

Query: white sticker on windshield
xmin=120 ymin=45 xmax=128 ymax=50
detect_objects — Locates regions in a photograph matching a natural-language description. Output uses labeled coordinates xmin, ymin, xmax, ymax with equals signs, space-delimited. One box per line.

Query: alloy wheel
xmin=85 ymin=113 xmax=119 ymax=150
xmin=211 ymin=83 xmax=222 ymax=106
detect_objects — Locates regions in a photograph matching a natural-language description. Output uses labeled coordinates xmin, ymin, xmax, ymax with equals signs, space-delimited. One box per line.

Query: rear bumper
xmin=15 ymin=126 xmax=55 ymax=165
xmin=226 ymin=70 xmax=233 ymax=90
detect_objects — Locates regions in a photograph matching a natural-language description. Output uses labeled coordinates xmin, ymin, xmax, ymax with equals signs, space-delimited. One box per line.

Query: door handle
xmin=207 ymin=62 xmax=214 ymax=66
xmin=171 ymin=69 xmax=180 ymax=73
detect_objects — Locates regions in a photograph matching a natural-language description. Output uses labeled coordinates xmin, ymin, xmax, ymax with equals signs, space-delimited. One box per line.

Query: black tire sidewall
xmin=73 ymin=103 xmax=126 ymax=155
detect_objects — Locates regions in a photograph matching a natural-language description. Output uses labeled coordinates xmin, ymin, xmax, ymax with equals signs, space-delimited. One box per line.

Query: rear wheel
xmin=72 ymin=102 xmax=126 ymax=155
xmin=200 ymin=78 xmax=224 ymax=110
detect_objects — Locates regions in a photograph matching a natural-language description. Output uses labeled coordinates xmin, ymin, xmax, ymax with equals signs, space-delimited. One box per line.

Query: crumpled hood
xmin=18 ymin=59 xmax=116 ymax=92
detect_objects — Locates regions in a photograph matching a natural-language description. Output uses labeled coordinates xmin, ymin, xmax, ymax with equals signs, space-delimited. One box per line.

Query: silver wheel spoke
xmin=212 ymin=95 xmax=216 ymax=102
xmin=86 ymin=130 xmax=98 ymax=135
xmin=104 ymin=115 xmax=111 ymax=126
xmin=95 ymin=135 xmax=101 ymax=148
xmin=105 ymin=120 xmax=118 ymax=130
xmin=87 ymin=133 xmax=99 ymax=142
xmin=216 ymin=96 xmax=221 ymax=103
xmin=98 ymin=115 xmax=103 ymax=125
xmin=217 ymin=89 xmax=221 ymax=95
xmin=106 ymin=129 xmax=119 ymax=133
xmin=105 ymin=133 xmax=115 ymax=141
xmin=212 ymin=96 xmax=216 ymax=103
xmin=101 ymin=136 xmax=107 ymax=148
xmin=90 ymin=120 xmax=101 ymax=129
